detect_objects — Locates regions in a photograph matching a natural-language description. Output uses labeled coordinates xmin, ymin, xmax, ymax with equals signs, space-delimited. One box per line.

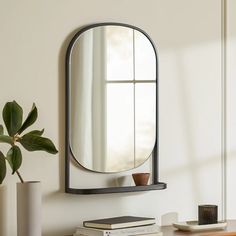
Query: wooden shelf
xmin=65 ymin=182 xmax=167 ymax=194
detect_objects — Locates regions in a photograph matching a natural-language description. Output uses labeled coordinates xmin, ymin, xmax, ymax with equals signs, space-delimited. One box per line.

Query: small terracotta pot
xmin=132 ymin=173 xmax=150 ymax=186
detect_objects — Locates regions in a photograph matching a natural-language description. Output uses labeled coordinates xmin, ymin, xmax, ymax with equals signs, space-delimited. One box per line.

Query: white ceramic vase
xmin=17 ymin=181 xmax=41 ymax=236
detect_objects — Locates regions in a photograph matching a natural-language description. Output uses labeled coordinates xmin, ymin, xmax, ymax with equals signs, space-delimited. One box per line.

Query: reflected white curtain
xmin=70 ymin=28 xmax=107 ymax=171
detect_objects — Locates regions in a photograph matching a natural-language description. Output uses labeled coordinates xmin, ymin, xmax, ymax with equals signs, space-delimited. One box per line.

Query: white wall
xmin=0 ymin=0 xmax=229 ymax=235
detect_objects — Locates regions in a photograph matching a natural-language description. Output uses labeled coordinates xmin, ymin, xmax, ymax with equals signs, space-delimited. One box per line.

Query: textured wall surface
xmin=0 ymin=1 xmax=229 ymax=235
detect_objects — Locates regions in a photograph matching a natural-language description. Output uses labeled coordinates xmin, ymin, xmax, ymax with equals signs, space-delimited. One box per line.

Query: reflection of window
xmin=106 ymin=27 xmax=156 ymax=171
xmin=70 ymin=26 xmax=156 ymax=173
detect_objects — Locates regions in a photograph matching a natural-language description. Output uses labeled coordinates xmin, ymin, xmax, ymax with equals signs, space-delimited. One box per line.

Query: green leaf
xmin=0 ymin=135 xmax=13 ymax=145
xmin=0 ymin=125 xmax=3 ymax=135
xmin=3 ymin=101 xmax=23 ymax=136
xmin=0 ymin=151 xmax=6 ymax=184
xmin=26 ymin=129 xmax=44 ymax=136
xmin=17 ymin=103 xmax=37 ymax=135
xmin=6 ymin=145 xmax=22 ymax=174
xmin=19 ymin=134 xmax=58 ymax=154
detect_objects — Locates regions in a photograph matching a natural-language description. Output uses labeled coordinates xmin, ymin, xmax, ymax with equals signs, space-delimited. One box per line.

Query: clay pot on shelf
xmin=132 ymin=173 xmax=150 ymax=186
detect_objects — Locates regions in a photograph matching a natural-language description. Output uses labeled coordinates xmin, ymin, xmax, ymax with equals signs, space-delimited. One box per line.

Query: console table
xmin=67 ymin=220 xmax=236 ymax=236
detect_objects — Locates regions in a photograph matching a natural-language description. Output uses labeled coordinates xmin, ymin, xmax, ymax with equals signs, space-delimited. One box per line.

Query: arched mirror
xmin=65 ymin=23 xmax=166 ymax=194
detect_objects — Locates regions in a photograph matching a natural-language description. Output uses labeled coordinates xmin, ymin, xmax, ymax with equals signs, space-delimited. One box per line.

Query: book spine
xmin=74 ymin=232 xmax=105 ymax=236
xmin=76 ymin=226 xmax=160 ymax=236
xmin=133 ymin=233 xmax=163 ymax=236
xmin=75 ymin=228 xmax=107 ymax=236
xmin=108 ymin=226 xmax=160 ymax=236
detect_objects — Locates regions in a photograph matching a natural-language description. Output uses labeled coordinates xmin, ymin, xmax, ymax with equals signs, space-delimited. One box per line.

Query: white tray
xmin=173 ymin=221 xmax=227 ymax=232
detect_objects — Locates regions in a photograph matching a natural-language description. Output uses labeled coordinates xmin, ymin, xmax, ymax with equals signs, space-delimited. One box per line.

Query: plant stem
xmin=16 ymin=170 xmax=24 ymax=183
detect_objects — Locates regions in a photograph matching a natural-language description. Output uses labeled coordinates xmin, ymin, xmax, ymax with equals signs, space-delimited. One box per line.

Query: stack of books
xmin=73 ymin=216 xmax=162 ymax=236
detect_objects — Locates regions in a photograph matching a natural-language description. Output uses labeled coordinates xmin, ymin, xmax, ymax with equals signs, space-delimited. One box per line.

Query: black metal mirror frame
xmin=65 ymin=22 xmax=167 ymax=194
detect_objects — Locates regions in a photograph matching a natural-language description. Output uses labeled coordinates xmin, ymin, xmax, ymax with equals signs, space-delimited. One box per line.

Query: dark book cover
xmin=83 ymin=216 xmax=156 ymax=229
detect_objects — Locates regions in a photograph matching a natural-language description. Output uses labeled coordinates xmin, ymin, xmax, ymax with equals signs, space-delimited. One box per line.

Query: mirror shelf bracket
xmin=65 ymin=142 xmax=167 ymax=194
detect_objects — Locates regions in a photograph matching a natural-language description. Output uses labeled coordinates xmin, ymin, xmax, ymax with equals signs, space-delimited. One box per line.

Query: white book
xmin=74 ymin=224 xmax=160 ymax=236
xmin=74 ymin=233 xmax=163 ymax=236
xmin=133 ymin=233 xmax=163 ymax=236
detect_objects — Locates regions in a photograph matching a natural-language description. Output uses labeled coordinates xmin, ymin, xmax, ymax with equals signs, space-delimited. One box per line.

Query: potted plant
xmin=0 ymin=101 xmax=58 ymax=236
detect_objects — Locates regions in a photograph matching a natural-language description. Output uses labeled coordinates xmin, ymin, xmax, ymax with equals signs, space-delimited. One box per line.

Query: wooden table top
xmin=161 ymin=220 xmax=236 ymax=236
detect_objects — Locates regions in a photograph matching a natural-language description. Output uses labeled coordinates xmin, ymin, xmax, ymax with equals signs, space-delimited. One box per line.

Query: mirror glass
xmin=69 ymin=25 xmax=157 ymax=172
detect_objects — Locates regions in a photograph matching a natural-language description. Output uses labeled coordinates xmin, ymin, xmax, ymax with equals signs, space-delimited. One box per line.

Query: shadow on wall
xmin=42 ymin=190 xmax=141 ymax=236
xmin=42 ymin=3 xmax=234 ymax=233
xmin=0 ymin=186 xmax=7 ymax=236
